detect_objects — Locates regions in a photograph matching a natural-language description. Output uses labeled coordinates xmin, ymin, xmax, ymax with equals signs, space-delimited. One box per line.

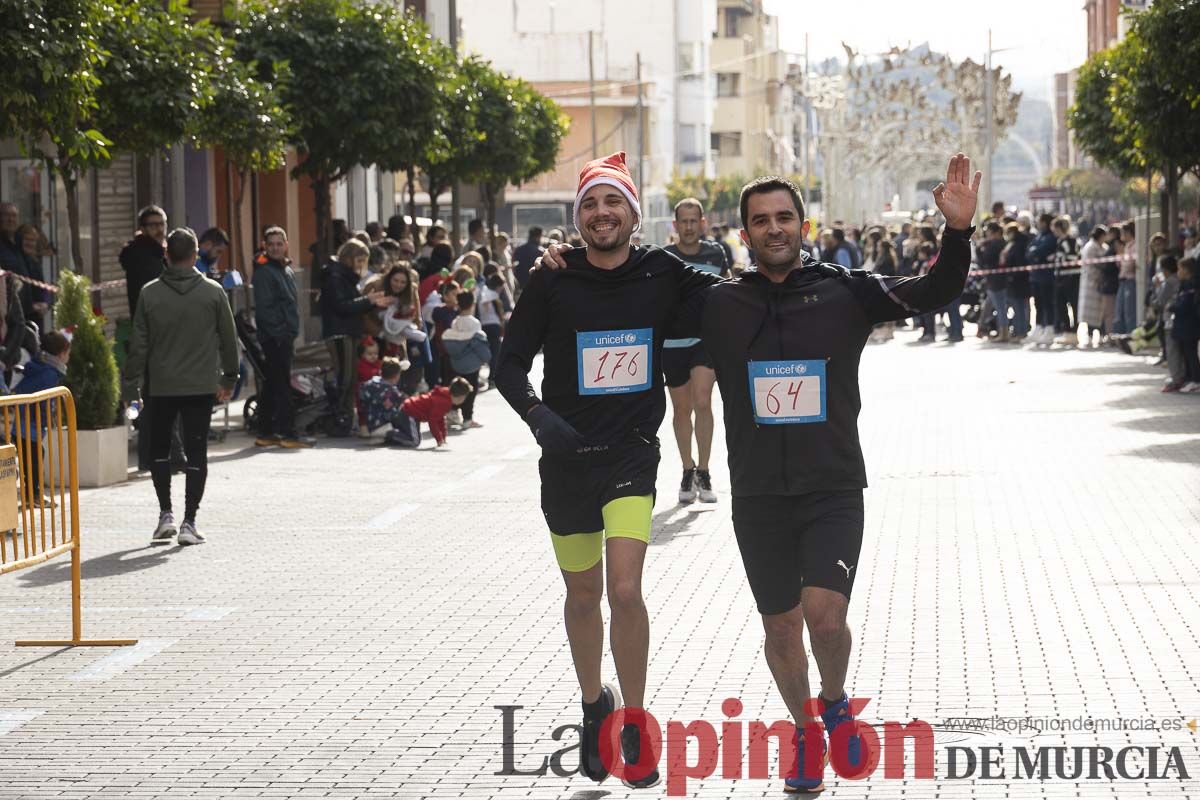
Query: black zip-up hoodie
xmin=496 ymin=245 xmax=722 ymax=451
xmin=702 ymin=226 xmax=973 ymax=497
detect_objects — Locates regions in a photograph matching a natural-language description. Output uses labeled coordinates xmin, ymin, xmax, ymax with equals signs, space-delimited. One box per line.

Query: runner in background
xmin=662 ymin=198 xmax=729 ymax=504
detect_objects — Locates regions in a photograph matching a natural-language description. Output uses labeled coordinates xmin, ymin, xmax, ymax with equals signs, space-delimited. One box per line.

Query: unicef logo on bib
xmin=577 ymin=328 xmax=653 ymax=395
xmin=746 ymin=359 xmax=826 ymax=424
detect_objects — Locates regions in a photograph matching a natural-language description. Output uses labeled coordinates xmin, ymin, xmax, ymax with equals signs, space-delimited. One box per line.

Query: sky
xmin=765 ymin=0 xmax=1089 ymax=99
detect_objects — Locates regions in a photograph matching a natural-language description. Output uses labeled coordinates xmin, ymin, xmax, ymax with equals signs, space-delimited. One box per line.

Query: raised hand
xmin=932 ymin=153 xmax=982 ymax=230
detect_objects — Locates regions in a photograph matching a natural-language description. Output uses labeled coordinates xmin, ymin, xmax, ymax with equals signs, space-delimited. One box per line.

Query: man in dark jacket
xmin=1026 ymin=212 xmax=1059 ymax=345
xmin=696 ymin=158 xmax=977 ymax=792
xmin=120 ymin=205 xmax=168 ymax=316
xmin=319 ymin=238 xmax=389 ymax=435
xmin=253 ymin=226 xmax=312 ymax=449
xmin=511 ymin=226 xmax=545 ymax=291
xmin=124 ymin=228 xmax=239 ymax=547
xmin=120 ymin=205 xmax=170 ymax=471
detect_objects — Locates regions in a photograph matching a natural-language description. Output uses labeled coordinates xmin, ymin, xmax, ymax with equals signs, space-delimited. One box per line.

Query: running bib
xmin=577 ymin=328 xmax=653 ymax=395
xmin=747 ymin=360 xmax=826 ymax=424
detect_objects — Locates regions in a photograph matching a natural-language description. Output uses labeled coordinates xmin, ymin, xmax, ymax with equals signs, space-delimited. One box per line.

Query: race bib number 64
xmin=747 ymin=359 xmax=826 ymax=424
xmin=577 ymin=328 xmax=653 ymax=395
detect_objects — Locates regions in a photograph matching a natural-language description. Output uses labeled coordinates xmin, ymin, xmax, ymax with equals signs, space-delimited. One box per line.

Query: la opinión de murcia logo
xmin=495 ymin=699 xmax=1193 ymax=796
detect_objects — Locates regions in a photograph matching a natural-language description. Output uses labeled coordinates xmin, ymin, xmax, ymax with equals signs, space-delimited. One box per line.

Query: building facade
xmin=710 ymin=0 xmax=793 ymax=179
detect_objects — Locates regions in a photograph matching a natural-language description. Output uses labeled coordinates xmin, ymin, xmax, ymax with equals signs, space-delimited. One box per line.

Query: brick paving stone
xmin=0 ymin=331 xmax=1197 ymax=799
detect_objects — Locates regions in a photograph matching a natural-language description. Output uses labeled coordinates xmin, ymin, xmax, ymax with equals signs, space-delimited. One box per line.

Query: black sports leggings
xmin=149 ymin=394 xmax=213 ymax=522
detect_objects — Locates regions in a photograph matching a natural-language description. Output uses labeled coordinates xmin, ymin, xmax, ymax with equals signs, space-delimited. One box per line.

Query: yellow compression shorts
xmin=550 ymin=494 xmax=654 ymax=573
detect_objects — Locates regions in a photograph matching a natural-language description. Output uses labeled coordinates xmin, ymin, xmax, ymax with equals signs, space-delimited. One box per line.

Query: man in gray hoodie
xmin=125 ymin=228 xmax=239 ymax=545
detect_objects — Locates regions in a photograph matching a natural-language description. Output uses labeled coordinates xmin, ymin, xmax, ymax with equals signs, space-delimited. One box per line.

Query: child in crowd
xmin=356 ymin=336 xmax=382 ymax=436
xmin=1168 ymin=258 xmax=1200 ymax=393
xmin=441 ymin=292 xmax=491 ymax=430
xmin=358 ymin=357 xmax=407 ymax=440
xmin=431 ymin=281 xmax=461 ymax=385
xmin=388 ymin=374 xmax=473 ymax=448
xmin=13 ymin=330 xmax=71 ymax=502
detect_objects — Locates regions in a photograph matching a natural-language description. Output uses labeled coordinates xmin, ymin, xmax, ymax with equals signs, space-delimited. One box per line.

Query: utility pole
xmin=635 ymin=52 xmax=645 ymax=200
xmin=983 ymin=28 xmax=994 ymax=216
xmin=588 ymin=31 xmax=598 ymax=158
xmin=449 ymin=0 xmax=462 ymax=253
xmin=802 ymin=33 xmax=811 ymax=203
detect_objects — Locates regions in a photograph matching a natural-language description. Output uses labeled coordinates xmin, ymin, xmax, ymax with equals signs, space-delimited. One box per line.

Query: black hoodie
xmin=496 ymin=245 xmax=722 ymax=450
xmin=702 ymin=227 xmax=973 ymax=497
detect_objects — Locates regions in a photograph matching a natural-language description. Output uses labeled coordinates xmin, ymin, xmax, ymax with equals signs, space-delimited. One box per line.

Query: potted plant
xmin=53 ymin=271 xmax=125 ymax=487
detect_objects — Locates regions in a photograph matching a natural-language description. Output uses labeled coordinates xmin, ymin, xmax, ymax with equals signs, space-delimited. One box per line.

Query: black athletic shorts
xmin=539 ymin=440 xmax=661 ymax=534
xmin=731 ymin=491 xmax=865 ymax=615
xmin=661 ymin=342 xmax=713 ymax=388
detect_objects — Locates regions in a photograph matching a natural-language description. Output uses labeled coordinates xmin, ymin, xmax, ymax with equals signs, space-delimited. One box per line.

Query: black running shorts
xmin=539 ymin=441 xmax=661 ymax=534
xmin=731 ymin=491 xmax=865 ymax=615
xmin=661 ymin=342 xmax=714 ymax=388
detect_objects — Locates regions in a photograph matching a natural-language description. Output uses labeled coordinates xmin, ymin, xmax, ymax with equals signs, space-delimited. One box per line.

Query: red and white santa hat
xmin=573 ymin=151 xmax=641 ymax=233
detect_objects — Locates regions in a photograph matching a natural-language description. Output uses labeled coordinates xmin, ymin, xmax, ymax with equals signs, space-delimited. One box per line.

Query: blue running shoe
xmin=820 ymin=693 xmax=863 ymax=770
xmin=784 ymin=724 xmax=827 ymax=793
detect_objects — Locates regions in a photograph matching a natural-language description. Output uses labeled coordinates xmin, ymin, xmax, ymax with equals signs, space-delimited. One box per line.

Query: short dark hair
xmin=365 ymin=221 xmax=383 ymax=238
xmin=456 ymin=291 xmax=475 ymax=311
xmin=985 ymin=221 xmax=1003 ymax=235
xmin=166 ymin=227 xmax=198 ymax=264
xmin=1179 ymin=257 xmax=1196 ymax=275
xmin=41 ymin=330 xmax=70 ymax=357
xmin=528 ymin=226 xmax=543 ymax=240
xmin=738 ymin=176 xmax=805 ymax=230
xmin=468 ymin=219 xmax=484 ymax=235
xmin=1160 ymin=254 xmax=1178 ymax=274
xmin=431 ymin=243 xmax=454 ymax=269
xmin=198 ymin=227 xmax=230 ymax=247
xmin=380 ymin=357 xmax=404 ymax=381
xmin=449 ymin=376 xmax=473 ymax=398
xmin=1038 ymin=213 xmax=1054 ymax=227
xmin=832 ymin=227 xmax=846 ymax=242
xmin=674 ymin=197 xmax=705 ymax=219
xmin=1122 ymin=221 xmax=1136 ymax=234
xmin=428 ymin=225 xmax=447 ymax=240
xmin=439 ymin=280 xmax=461 ymax=298
xmin=138 ymin=204 xmax=166 ymax=227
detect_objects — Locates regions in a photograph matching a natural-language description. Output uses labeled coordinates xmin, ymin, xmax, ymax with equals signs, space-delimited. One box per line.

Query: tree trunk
xmin=1166 ymin=164 xmax=1180 ymax=246
xmin=313 ymin=174 xmax=333 ymax=267
xmin=427 ymin=176 xmax=444 ymax=232
xmin=56 ymin=154 xmax=84 ymax=273
xmin=483 ymin=183 xmax=496 ymax=252
xmin=233 ymin=167 xmax=248 ymax=288
xmin=406 ymin=165 xmax=419 ymax=244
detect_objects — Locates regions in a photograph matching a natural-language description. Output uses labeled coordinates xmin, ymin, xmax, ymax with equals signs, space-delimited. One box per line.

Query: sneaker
xmin=255 ymin=435 xmax=281 ymax=447
xmin=1182 ymin=382 xmax=1200 ymax=393
xmin=152 ymin=511 xmax=177 ymax=542
xmin=678 ymin=468 xmax=697 ymax=504
xmin=784 ymin=723 xmax=828 ymax=793
xmin=695 ymin=469 xmax=717 ymax=503
xmin=620 ymin=721 xmax=661 ymax=789
xmin=820 ymin=693 xmax=864 ymax=772
xmin=177 ymin=520 xmax=206 ymax=546
xmin=466 ymin=420 xmax=483 ymax=429
xmin=447 ymin=409 xmax=463 ymax=428
xmin=580 ymin=682 xmax=621 ymax=783
xmin=279 ymin=436 xmax=316 ymax=449
xmin=1162 ymin=382 xmax=1182 ymax=393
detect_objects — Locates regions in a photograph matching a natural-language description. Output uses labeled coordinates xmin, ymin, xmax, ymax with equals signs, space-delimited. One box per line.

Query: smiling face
xmin=739 ymin=189 xmax=810 ymax=275
xmin=389 ymin=270 xmax=410 ymax=294
xmin=578 ymin=185 xmax=636 ymax=253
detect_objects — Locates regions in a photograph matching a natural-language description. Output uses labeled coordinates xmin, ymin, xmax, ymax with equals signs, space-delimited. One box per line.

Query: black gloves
xmin=525 ymin=404 xmax=586 ymax=454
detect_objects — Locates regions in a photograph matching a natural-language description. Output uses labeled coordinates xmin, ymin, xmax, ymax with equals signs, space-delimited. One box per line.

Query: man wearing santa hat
xmin=495 ymin=152 xmax=723 ymax=789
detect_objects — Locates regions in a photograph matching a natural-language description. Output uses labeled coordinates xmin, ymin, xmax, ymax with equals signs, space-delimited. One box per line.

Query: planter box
xmin=72 ymin=425 xmax=128 ymax=488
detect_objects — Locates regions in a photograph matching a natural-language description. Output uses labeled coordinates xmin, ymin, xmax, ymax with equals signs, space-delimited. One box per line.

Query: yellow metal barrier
xmin=0 ymin=387 xmax=135 ymax=648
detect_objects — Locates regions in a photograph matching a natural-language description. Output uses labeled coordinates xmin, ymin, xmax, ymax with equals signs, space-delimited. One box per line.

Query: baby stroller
xmin=234 ymin=311 xmax=338 ymax=436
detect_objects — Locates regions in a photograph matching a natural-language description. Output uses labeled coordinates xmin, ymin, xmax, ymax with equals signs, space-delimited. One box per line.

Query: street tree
xmin=193 ymin=50 xmax=292 ymax=267
xmin=0 ymin=0 xmax=109 ymax=269
xmin=233 ymin=0 xmax=439 ymax=263
xmin=416 ymin=53 xmax=487 ymax=237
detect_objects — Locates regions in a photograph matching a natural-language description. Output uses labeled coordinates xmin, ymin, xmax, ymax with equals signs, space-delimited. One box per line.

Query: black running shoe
xmin=580 ymin=682 xmax=620 ymax=782
xmin=621 ymin=722 xmax=661 ymax=789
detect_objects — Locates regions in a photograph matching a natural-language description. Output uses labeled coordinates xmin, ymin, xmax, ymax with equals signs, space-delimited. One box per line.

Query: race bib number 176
xmin=747 ymin=360 xmax=826 ymax=424
xmin=577 ymin=328 xmax=653 ymax=395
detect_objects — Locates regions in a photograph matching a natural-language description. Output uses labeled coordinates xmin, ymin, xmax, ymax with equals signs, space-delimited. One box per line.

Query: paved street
xmin=1 ymin=329 xmax=1198 ymax=799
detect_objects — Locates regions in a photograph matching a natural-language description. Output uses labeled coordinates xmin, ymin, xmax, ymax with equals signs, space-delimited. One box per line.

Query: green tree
xmin=464 ymin=69 xmax=568 ymax=243
xmin=55 ymin=271 xmax=119 ymax=430
xmin=1071 ymin=0 xmax=1200 ymax=241
xmin=233 ymin=0 xmax=440 ymax=263
xmin=0 ymin=0 xmax=110 ymax=270
xmin=193 ymin=50 xmax=292 ymax=266
xmin=416 ymin=53 xmax=487 ymax=236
